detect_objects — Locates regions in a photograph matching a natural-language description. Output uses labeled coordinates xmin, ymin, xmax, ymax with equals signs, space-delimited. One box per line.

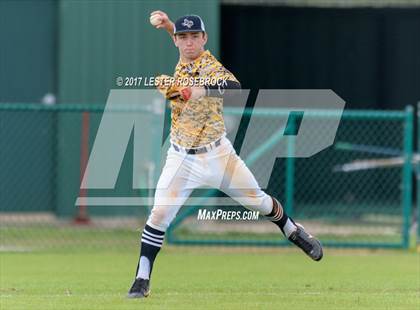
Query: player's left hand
xmin=155 ymin=75 xmax=205 ymax=101
xmin=167 ymin=86 xmax=205 ymax=101
xmin=164 ymin=83 xmax=205 ymax=102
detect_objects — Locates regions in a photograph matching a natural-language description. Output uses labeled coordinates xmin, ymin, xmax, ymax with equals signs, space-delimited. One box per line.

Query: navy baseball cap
xmin=173 ymin=15 xmax=206 ymax=34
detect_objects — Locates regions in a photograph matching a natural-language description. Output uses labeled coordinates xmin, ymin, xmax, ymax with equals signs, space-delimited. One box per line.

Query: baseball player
xmin=128 ymin=11 xmax=323 ymax=298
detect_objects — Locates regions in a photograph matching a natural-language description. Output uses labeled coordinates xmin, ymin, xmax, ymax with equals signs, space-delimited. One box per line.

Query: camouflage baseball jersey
xmin=170 ymin=50 xmax=239 ymax=148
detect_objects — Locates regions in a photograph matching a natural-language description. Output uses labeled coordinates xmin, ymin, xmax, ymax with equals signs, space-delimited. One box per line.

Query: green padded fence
xmin=0 ymin=103 xmax=417 ymax=250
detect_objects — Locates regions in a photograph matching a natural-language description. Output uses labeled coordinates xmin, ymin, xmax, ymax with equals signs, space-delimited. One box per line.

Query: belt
xmin=172 ymin=138 xmax=222 ymax=155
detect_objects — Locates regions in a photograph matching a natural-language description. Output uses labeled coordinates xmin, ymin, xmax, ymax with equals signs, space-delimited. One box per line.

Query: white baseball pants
xmin=146 ymin=136 xmax=273 ymax=231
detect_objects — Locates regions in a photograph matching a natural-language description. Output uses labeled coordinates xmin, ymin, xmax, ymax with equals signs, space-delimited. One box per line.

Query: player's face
xmin=174 ymin=32 xmax=207 ymax=62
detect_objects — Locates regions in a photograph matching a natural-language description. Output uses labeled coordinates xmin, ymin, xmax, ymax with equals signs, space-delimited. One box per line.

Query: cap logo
xmin=182 ymin=18 xmax=194 ymax=29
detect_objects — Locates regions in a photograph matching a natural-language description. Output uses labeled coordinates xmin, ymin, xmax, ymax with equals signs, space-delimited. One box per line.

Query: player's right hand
xmin=150 ymin=11 xmax=171 ymax=29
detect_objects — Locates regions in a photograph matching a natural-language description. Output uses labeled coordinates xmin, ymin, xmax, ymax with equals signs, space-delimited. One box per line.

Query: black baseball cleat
xmin=127 ymin=278 xmax=150 ymax=298
xmin=288 ymin=223 xmax=323 ymax=261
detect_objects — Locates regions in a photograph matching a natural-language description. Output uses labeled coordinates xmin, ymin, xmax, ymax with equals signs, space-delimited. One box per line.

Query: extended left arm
xmin=174 ymin=80 xmax=241 ymax=101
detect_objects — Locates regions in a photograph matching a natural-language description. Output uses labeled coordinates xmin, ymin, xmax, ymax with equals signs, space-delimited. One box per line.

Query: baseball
xmin=150 ymin=14 xmax=163 ymax=26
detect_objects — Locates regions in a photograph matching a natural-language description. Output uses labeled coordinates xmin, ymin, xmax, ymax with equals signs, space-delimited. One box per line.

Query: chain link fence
xmin=0 ymin=103 xmax=417 ymax=250
xmin=0 ymin=104 xmax=149 ymax=251
xmin=167 ymin=108 xmax=416 ymax=249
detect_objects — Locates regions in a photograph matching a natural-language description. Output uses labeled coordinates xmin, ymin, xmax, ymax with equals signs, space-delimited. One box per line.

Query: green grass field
xmin=1 ymin=246 xmax=419 ymax=310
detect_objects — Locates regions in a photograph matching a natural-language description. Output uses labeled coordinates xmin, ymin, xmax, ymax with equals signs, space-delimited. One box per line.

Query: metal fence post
xmin=402 ymin=106 xmax=414 ymax=248
xmin=285 ymin=114 xmax=296 ymax=217
xmin=417 ymin=102 xmax=420 ymax=247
